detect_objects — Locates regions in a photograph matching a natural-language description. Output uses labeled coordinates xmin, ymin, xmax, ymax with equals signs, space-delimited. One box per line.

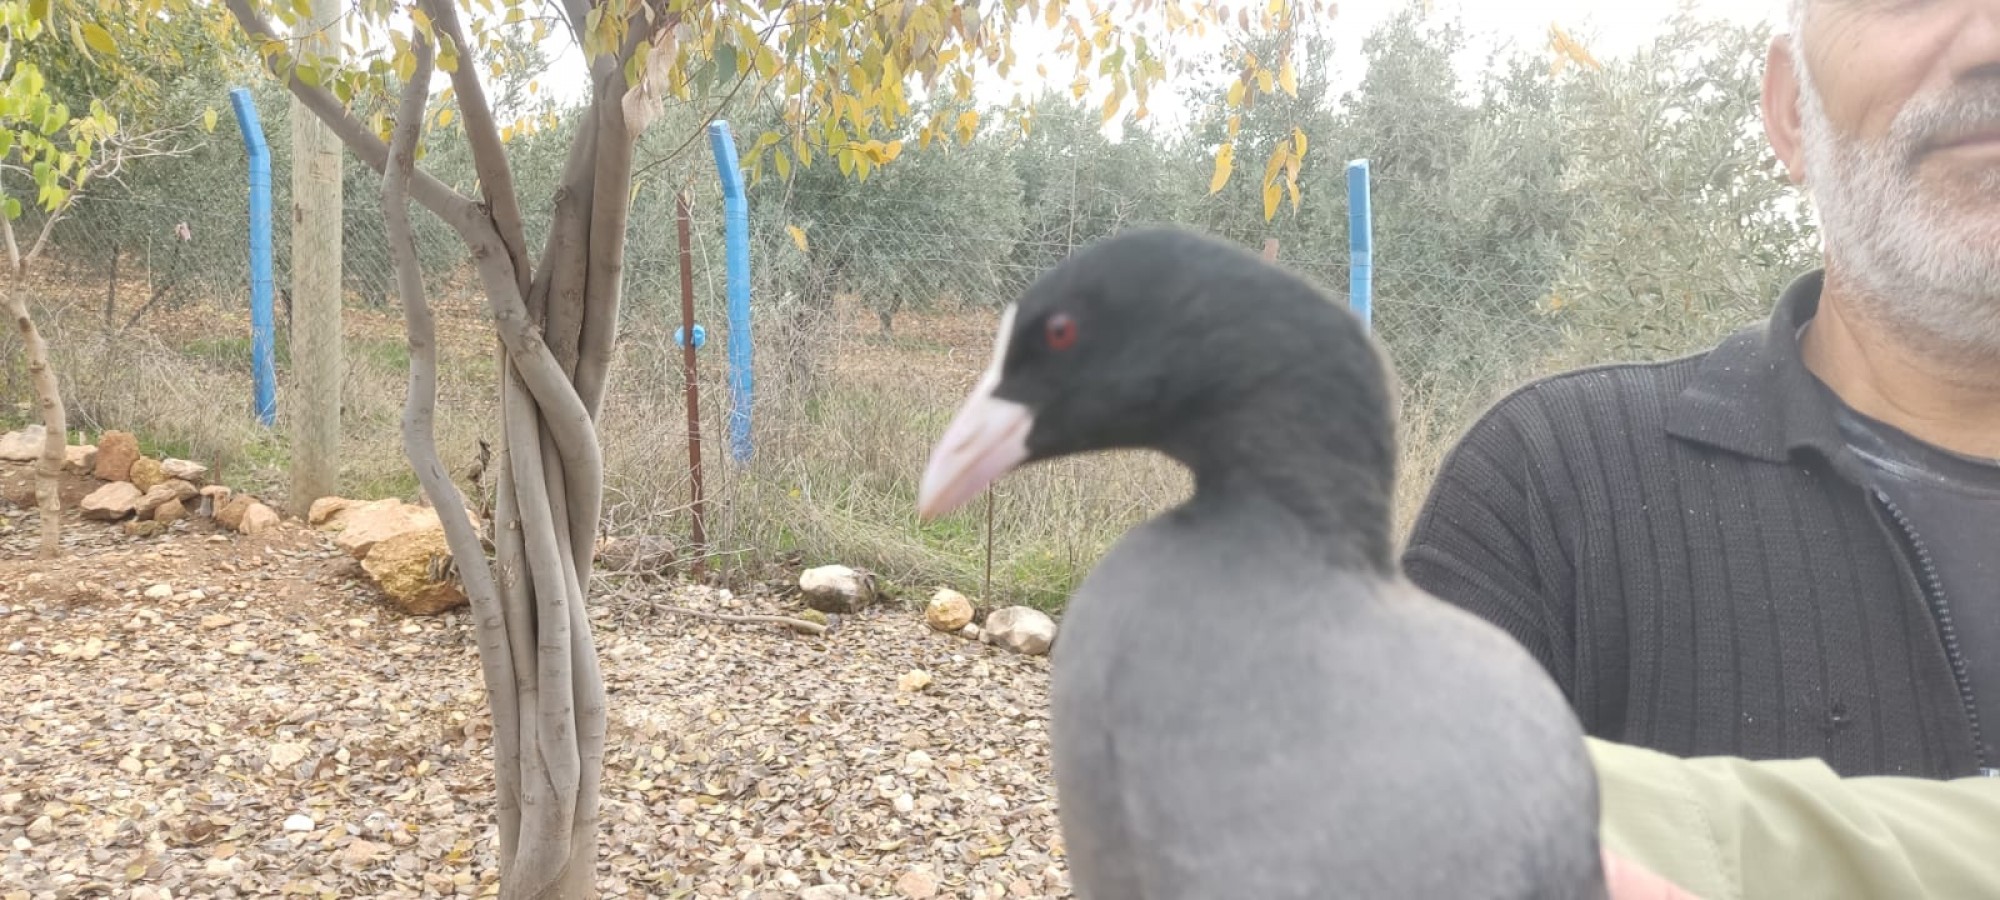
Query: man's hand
xmin=1605 ymin=849 xmax=1702 ymax=899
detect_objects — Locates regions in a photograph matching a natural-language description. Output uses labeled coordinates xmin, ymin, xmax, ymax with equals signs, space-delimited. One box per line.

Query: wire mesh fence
xmin=3 ymin=117 xmax=1784 ymax=607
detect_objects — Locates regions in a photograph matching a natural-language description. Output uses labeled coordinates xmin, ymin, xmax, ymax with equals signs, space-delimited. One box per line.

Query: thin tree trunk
xmin=3 ymin=219 xmax=65 ymax=559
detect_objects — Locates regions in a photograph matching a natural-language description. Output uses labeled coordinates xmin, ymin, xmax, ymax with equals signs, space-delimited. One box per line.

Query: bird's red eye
xmin=1044 ymin=313 xmax=1078 ymax=351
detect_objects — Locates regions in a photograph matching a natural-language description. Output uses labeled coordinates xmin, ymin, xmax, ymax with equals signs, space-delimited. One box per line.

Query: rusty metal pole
xmin=677 ymin=190 xmax=707 ymax=575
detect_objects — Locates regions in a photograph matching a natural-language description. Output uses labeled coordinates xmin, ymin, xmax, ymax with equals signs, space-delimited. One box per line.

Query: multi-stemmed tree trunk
xmin=222 ymin=0 xmax=1322 ymax=894
xmin=227 ymin=0 xmax=650 ymax=893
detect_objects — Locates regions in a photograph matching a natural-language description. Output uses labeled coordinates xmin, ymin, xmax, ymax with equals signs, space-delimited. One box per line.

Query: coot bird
xmin=917 ymin=228 xmax=1607 ymax=899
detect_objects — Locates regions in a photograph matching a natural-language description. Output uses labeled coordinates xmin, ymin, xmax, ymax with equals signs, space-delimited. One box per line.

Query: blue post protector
xmin=708 ymin=120 xmax=754 ymax=463
xmin=1346 ymin=158 xmax=1374 ymax=333
xmin=674 ymin=324 xmax=708 ymax=350
xmin=230 ymin=87 xmax=278 ymax=427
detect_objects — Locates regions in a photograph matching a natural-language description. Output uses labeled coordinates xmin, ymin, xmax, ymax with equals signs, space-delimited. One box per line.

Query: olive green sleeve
xmin=1586 ymin=737 xmax=2000 ymax=900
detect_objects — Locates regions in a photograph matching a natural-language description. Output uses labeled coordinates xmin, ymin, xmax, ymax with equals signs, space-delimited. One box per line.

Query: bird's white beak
xmin=918 ymin=304 xmax=1033 ymax=521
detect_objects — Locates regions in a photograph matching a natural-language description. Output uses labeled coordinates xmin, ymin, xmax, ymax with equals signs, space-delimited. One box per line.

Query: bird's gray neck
xmin=1165 ymin=393 xmax=1397 ymax=576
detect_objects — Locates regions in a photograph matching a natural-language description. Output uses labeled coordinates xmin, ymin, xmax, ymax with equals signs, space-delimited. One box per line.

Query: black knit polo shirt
xmin=1401 ymin=270 xmax=1990 ymax=779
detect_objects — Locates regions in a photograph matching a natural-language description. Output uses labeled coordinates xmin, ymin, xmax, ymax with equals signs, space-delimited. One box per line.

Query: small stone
xmin=984 ymin=606 xmax=1057 ymax=655
xmin=80 ymin=481 xmax=143 ymax=521
xmin=892 ymin=793 xmax=916 ymax=814
xmin=925 ymin=588 xmax=975 ymax=632
xmin=128 ymin=457 xmax=166 ymax=493
xmin=958 ymin=624 xmax=983 ymax=642
xmin=282 ymin=813 xmax=315 ymax=832
xmin=12 ymin=835 xmax=30 ymax=851
xmin=93 ymin=430 xmax=139 ymax=481
xmin=160 ymin=458 xmax=208 ymax=483
xmin=238 ymin=502 xmax=279 ymax=535
xmin=904 ymin=750 xmax=933 ymax=771
xmin=799 ymin=564 xmax=877 ymax=613
xmin=799 ymin=886 xmax=851 ymax=900
xmin=894 ymin=868 xmax=938 ymax=899
xmin=0 ymin=425 xmax=43 ymax=462
xmin=153 ymin=498 xmax=187 ymax=524
xmin=360 ymin=528 xmax=467 ymax=616
xmin=214 ymin=495 xmax=255 ymax=530
xmin=144 ymin=584 xmax=173 ymax=600
xmin=7 ymin=641 xmax=24 ymax=655
xmin=897 ymin=670 xmax=933 ymax=693
xmin=123 ymin=520 xmax=167 ymax=539
xmin=134 ymin=484 xmax=181 ymax=518
xmin=62 ymin=444 xmax=96 ymax=474
xmin=307 ymin=496 xmax=355 ymax=527
xmin=739 ymin=843 xmax=765 ymax=871
xmin=25 ymin=815 xmax=52 ymax=840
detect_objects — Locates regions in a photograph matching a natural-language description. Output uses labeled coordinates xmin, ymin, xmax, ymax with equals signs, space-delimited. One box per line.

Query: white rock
xmin=984 ymin=606 xmax=1057 ymax=655
xmin=79 ymin=481 xmax=143 ymax=521
xmin=6 ymin=641 xmax=23 ymax=654
xmin=800 ymin=885 xmax=852 ymax=900
xmin=799 ymin=564 xmax=876 ymax=613
xmin=282 ymin=813 xmax=315 ymax=832
xmin=0 ymin=425 xmax=44 ymax=462
xmin=143 ymin=584 xmax=173 ymax=601
xmin=160 ymin=458 xmax=208 ymax=483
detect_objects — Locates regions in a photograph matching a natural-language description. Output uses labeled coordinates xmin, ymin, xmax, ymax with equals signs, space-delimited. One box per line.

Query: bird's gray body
xmin=1051 ymin=499 xmax=1607 ymax=900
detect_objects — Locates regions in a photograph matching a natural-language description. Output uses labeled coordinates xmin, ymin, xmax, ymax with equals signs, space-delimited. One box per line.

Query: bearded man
xmin=1402 ymin=2 xmax=2000 ymax=895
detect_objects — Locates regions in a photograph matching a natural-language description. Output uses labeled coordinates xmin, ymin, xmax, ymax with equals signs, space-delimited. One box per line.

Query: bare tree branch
xmin=422 ymin=0 xmax=533 ymax=300
xmin=380 ymin=25 xmax=529 ymax=881
xmin=224 ymin=0 xmax=479 ymax=223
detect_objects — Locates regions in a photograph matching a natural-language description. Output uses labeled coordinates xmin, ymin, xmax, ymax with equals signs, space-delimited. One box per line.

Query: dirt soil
xmin=0 ymin=469 xmax=1069 ymax=899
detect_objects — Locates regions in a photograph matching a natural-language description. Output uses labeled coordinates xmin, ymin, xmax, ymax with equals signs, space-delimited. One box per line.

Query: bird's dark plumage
xmin=918 ymin=227 xmax=1607 ymax=900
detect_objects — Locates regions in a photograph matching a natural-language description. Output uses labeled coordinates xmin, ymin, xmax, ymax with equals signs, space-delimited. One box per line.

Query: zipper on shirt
xmin=1872 ymin=488 xmax=1992 ymax=774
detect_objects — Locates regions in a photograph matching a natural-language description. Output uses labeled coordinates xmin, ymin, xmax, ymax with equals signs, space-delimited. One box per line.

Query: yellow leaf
xmin=1226 ymin=114 xmax=1240 ymax=139
xmin=1226 ymin=80 xmax=1245 ymax=108
xmin=81 ymin=22 xmax=116 ymax=56
xmin=1262 ymin=145 xmax=1286 ymax=187
xmin=1278 ymin=58 xmax=1298 ymax=97
xmin=1293 ymin=127 xmax=1308 ymax=158
xmin=437 ymin=108 xmax=455 ymax=128
xmin=882 ymin=139 xmax=903 ymax=162
xmin=202 ymin=108 xmax=218 ymax=133
xmin=774 ymin=149 xmax=792 ymax=180
xmin=786 ymin=224 xmax=808 ymax=252
xmin=1256 ymin=69 xmax=1274 ymax=94
xmin=1262 ymin=180 xmax=1281 ymax=220
xmin=955 ymin=110 xmax=979 ymax=143
xmin=1208 ymin=143 xmax=1234 ymax=195
xmin=1548 ymin=24 xmax=1601 ymax=72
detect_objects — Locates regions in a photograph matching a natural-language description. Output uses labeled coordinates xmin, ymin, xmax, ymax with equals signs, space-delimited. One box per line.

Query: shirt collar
xmin=1664 ymin=269 xmax=1851 ymax=466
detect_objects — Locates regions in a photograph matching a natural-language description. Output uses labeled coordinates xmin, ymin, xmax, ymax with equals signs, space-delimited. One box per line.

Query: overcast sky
xmin=533 ymin=0 xmax=1790 ymax=136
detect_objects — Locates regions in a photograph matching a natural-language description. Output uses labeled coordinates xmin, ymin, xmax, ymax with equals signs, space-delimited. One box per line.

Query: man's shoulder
xmin=1466 ymin=346 xmax=1715 ymax=440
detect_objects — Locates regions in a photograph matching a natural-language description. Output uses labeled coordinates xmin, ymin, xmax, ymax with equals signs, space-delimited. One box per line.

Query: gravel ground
xmin=0 ymin=499 xmax=1068 ymax=899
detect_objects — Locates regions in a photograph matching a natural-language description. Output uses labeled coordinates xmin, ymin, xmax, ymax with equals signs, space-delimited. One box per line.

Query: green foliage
xmin=0 ymin=0 xmax=237 ymax=228
xmin=1541 ymin=14 xmax=1817 ymax=360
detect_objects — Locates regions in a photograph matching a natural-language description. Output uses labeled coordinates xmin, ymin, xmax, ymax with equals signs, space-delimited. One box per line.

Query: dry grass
xmin=5 ymin=256 xmax=1555 ymax=612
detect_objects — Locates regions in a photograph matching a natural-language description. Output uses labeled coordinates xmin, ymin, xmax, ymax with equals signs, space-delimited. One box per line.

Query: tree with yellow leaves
xmin=215 ymin=0 xmax=1328 ymax=895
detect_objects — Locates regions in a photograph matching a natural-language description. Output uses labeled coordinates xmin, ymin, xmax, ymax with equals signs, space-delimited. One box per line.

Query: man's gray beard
xmin=1794 ymin=48 xmax=2000 ymax=362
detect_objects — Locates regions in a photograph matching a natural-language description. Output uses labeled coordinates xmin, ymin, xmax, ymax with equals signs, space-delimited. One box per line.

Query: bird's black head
xmin=918 ymin=227 xmax=1397 ymax=555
